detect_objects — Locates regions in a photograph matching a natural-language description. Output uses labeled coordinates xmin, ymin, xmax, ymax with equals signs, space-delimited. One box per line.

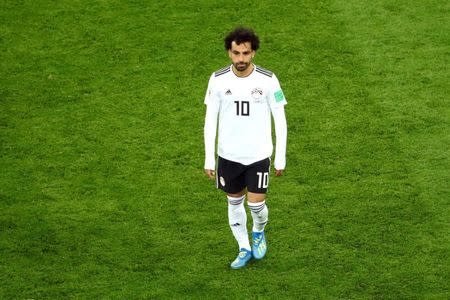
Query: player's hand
xmin=204 ymin=169 xmax=215 ymax=180
xmin=275 ymin=169 xmax=284 ymax=176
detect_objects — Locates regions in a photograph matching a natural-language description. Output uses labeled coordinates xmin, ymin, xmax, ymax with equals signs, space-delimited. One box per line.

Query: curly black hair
xmin=224 ymin=27 xmax=260 ymax=51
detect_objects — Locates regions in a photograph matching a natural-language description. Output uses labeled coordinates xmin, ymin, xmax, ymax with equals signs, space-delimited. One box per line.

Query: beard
xmin=234 ymin=62 xmax=250 ymax=72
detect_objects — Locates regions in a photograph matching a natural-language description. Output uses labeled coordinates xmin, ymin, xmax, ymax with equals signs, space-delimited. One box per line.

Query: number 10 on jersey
xmin=257 ymin=172 xmax=269 ymax=188
xmin=234 ymin=100 xmax=249 ymax=116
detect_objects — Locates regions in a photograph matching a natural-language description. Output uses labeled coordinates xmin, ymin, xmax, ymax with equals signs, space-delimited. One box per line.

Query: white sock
xmin=248 ymin=200 xmax=268 ymax=232
xmin=227 ymin=195 xmax=250 ymax=251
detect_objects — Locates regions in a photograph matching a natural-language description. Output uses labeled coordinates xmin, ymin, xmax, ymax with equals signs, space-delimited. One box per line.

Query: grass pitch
xmin=1 ymin=0 xmax=449 ymax=298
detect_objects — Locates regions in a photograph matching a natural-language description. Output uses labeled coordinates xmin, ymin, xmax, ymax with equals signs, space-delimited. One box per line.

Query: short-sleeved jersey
xmin=204 ymin=64 xmax=287 ymax=165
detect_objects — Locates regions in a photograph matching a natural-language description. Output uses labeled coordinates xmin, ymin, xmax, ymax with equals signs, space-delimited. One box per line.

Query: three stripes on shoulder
xmin=214 ymin=65 xmax=273 ymax=77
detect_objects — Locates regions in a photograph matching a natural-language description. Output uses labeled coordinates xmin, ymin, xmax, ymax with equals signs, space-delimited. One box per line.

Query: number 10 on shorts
xmin=257 ymin=172 xmax=269 ymax=188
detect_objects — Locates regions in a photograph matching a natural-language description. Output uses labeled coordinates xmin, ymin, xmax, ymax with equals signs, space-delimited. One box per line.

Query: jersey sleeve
xmin=204 ymin=74 xmax=218 ymax=105
xmin=272 ymin=107 xmax=287 ymax=170
xmin=268 ymin=73 xmax=287 ymax=170
xmin=203 ymin=73 xmax=220 ymax=170
xmin=267 ymin=73 xmax=287 ymax=109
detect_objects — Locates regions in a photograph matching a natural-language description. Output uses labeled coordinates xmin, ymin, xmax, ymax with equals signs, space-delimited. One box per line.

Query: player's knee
xmin=227 ymin=190 xmax=246 ymax=199
xmin=247 ymin=192 xmax=266 ymax=203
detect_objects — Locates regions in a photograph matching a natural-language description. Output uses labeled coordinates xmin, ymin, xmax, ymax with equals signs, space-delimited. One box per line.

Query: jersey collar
xmin=231 ymin=63 xmax=255 ymax=78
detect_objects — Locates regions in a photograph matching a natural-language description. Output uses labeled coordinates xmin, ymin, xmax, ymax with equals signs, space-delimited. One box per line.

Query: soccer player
xmin=204 ymin=27 xmax=288 ymax=269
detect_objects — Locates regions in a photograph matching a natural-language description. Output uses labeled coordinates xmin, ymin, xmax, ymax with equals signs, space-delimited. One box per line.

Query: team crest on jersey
xmin=251 ymin=88 xmax=263 ymax=102
xmin=220 ymin=176 xmax=226 ymax=186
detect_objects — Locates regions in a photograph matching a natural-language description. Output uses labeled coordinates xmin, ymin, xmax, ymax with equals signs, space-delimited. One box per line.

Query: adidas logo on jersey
xmin=225 ymin=89 xmax=232 ymax=95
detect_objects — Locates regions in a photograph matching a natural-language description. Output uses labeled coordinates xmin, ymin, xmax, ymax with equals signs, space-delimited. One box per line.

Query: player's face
xmin=228 ymin=41 xmax=255 ymax=73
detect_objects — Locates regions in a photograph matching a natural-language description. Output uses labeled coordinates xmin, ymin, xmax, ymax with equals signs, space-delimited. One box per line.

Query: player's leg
xmin=227 ymin=190 xmax=252 ymax=269
xmin=247 ymin=192 xmax=268 ymax=260
xmin=246 ymin=158 xmax=270 ymax=260
xmin=226 ymin=190 xmax=250 ymax=252
xmin=246 ymin=158 xmax=270 ymax=233
xmin=217 ymin=157 xmax=252 ymax=269
xmin=247 ymin=192 xmax=268 ymax=232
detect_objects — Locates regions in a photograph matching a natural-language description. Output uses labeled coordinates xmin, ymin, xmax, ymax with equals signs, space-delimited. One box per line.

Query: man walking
xmin=204 ymin=27 xmax=287 ymax=269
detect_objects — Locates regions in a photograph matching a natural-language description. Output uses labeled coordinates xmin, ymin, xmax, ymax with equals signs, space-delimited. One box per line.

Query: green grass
xmin=1 ymin=0 xmax=449 ymax=298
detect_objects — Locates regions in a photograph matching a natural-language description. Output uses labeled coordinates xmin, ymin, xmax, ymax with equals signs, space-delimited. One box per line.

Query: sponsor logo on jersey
xmin=225 ymin=89 xmax=232 ymax=95
xmin=274 ymin=89 xmax=285 ymax=102
xmin=251 ymin=88 xmax=263 ymax=102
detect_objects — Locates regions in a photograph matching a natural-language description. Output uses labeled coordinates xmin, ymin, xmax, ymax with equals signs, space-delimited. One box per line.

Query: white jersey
xmin=204 ymin=64 xmax=287 ymax=168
